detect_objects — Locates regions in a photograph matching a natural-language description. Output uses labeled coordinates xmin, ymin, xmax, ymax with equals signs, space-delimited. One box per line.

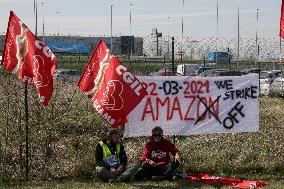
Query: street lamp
xmin=181 ymin=0 xmax=184 ymax=61
xmin=56 ymin=10 xmax=61 ymax=36
xmin=110 ymin=4 xmax=113 ymax=53
xmin=255 ymin=8 xmax=259 ymax=66
xmin=41 ymin=2 xmax=45 ymax=41
xmin=130 ymin=3 xmax=133 ymax=57
xmin=237 ymin=0 xmax=240 ymax=70
xmin=167 ymin=16 xmax=170 ymax=59
xmin=34 ymin=0 xmax=38 ymax=35
xmin=216 ymin=0 xmax=219 ymax=64
xmin=130 ymin=3 xmax=132 ymax=35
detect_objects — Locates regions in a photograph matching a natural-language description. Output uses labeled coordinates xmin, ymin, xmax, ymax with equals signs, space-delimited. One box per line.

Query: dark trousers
xmin=96 ymin=165 xmax=140 ymax=182
xmin=141 ymin=161 xmax=180 ymax=178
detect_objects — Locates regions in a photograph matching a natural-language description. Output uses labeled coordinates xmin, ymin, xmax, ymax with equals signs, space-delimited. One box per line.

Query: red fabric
xmin=141 ymin=137 xmax=179 ymax=167
xmin=186 ymin=173 xmax=269 ymax=189
xmin=280 ymin=0 xmax=284 ymax=39
xmin=2 ymin=11 xmax=56 ymax=106
xmin=77 ymin=40 xmax=147 ymax=128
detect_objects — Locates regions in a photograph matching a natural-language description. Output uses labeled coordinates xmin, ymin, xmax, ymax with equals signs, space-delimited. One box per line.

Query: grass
xmin=0 ymin=177 xmax=283 ymax=189
xmin=57 ymin=61 xmax=169 ymax=76
xmin=1 ymin=62 xmax=284 ymax=188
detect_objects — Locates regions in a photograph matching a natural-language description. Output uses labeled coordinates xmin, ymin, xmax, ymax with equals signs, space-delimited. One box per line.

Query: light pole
xmin=130 ymin=3 xmax=132 ymax=35
xmin=56 ymin=10 xmax=60 ymax=36
xmin=130 ymin=3 xmax=133 ymax=57
xmin=42 ymin=2 xmax=45 ymax=41
xmin=255 ymin=8 xmax=259 ymax=66
xmin=216 ymin=0 xmax=219 ymax=64
xmin=237 ymin=0 xmax=240 ymax=70
xmin=167 ymin=16 xmax=170 ymax=59
xmin=34 ymin=0 xmax=38 ymax=35
xmin=181 ymin=0 xmax=184 ymax=61
xmin=110 ymin=5 xmax=113 ymax=53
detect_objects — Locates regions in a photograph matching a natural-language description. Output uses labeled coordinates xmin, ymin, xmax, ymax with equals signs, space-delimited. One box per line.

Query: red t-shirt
xmin=141 ymin=137 xmax=179 ymax=167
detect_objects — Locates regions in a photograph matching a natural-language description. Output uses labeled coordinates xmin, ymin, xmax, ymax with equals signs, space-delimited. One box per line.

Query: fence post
xmin=171 ymin=37 xmax=176 ymax=144
xmin=228 ymin=47 xmax=231 ymax=71
xmin=171 ymin=37 xmax=175 ymax=76
xmin=258 ymin=45 xmax=261 ymax=95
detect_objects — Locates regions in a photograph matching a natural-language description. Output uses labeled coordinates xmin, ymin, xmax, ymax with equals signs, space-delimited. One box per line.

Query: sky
xmin=0 ymin=0 xmax=281 ymax=38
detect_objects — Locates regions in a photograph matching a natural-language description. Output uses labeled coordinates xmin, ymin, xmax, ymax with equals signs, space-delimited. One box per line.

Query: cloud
xmin=1 ymin=0 xmax=31 ymax=3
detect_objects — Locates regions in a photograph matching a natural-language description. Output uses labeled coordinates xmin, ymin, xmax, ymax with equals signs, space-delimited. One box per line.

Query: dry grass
xmin=0 ymin=74 xmax=283 ymax=184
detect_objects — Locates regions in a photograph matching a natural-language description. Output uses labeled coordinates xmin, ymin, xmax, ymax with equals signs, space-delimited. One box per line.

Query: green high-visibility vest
xmin=98 ymin=141 xmax=121 ymax=168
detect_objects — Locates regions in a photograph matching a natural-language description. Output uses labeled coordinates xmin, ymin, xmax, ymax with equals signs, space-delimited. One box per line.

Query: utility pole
xmin=181 ymin=0 xmax=184 ymax=62
xmin=216 ymin=0 xmax=219 ymax=65
xmin=152 ymin=28 xmax=162 ymax=56
xmin=130 ymin=3 xmax=133 ymax=58
xmin=110 ymin=5 xmax=113 ymax=53
xmin=237 ymin=0 xmax=240 ymax=70
xmin=255 ymin=8 xmax=259 ymax=67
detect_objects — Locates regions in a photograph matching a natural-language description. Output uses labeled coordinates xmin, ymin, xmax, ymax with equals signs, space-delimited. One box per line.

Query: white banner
xmin=124 ymin=74 xmax=259 ymax=137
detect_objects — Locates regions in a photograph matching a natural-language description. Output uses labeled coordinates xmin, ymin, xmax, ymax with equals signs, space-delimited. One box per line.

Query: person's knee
xmin=96 ymin=166 xmax=105 ymax=175
xmin=96 ymin=167 xmax=116 ymax=181
xmin=142 ymin=162 xmax=152 ymax=170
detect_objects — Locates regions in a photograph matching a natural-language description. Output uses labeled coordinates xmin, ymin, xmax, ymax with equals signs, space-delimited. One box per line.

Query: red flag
xmin=280 ymin=0 xmax=284 ymax=39
xmin=2 ymin=11 xmax=56 ymax=106
xmin=186 ymin=173 xmax=268 ymax=189
xmin=78 ymin=40 xmax=147 ymax=128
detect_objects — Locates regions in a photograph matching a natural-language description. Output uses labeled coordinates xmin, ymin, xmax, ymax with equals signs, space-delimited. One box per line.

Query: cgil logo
xmin=35 ymin=40 xmax=55 ymax=61
xmin=116 ymin=64 xmax=144 ymax=96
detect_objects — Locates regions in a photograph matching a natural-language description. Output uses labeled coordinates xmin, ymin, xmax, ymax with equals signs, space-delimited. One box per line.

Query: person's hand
xmin=110 ymin=167 xmax=119 ymax=174
xmin=117 ymin=165 xmax=125 ymax=174
xmin=148 ymin=159 xmax=158 ymax=167
xmin=174 ymin=153 xmax=180 ymax=163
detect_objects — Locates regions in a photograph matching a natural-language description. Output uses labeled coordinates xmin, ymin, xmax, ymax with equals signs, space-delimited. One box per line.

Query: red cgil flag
xmin=280 ymin=0 xmax=284 ymax=39
xmin=77 ymin=40 xmax=147 ymax=128
xmin=1 ymin=11 xmax=56 ymax=106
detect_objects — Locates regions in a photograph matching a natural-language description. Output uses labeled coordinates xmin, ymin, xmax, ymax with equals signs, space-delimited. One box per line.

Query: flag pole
xmin=280 ymin=37 xmax=283 ymax=95
xmin=24 ymin=0 xmax=38 ymax=180
xmin=24 ymin=84 xmax=29 ymax=180
xmin=171 ymin=36 xmax=176 ymax=145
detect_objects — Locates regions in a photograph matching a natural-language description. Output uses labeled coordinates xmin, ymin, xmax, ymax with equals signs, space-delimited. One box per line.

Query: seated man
xmin=95 ymin=129 xmax=138 ymax=182
xmin=140 ymin=126 xmax=180 ymax=180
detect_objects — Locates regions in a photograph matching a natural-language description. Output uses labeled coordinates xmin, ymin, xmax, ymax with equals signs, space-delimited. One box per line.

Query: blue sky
xmin=0 ymin=0 xmax=281 ymax=38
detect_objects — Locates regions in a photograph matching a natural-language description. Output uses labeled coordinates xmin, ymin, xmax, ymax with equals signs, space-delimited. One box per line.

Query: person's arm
xmin=141 ymin=143 xmax=151 ymax=162
xmin=95 ymin=143 xmax=107 ymax=167
xmin=169 ymin=141 xmax=180 ymax=162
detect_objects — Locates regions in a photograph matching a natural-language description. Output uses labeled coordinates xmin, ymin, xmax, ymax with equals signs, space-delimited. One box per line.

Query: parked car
xmin=150 ymin=67 xmax=176 ymax=76
xmin=259 ymin=70 xmax=282 ymax=95
xmin=242 ymin=68 xmax=261 ymax=75
xmin=198 ymin=69 xmax=228 ymax=77
xmin=215 ymin=70 xmax=244 ymax=77
xmin=176 ymin=64 xmax=201 ymax=76
xmin=196 ymin=67 xmax=216 ymax=75
xmin=54 ymin=69 xmax=81 ymax=82
xmin=269 ymin=71 xmax=284 ymax=96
